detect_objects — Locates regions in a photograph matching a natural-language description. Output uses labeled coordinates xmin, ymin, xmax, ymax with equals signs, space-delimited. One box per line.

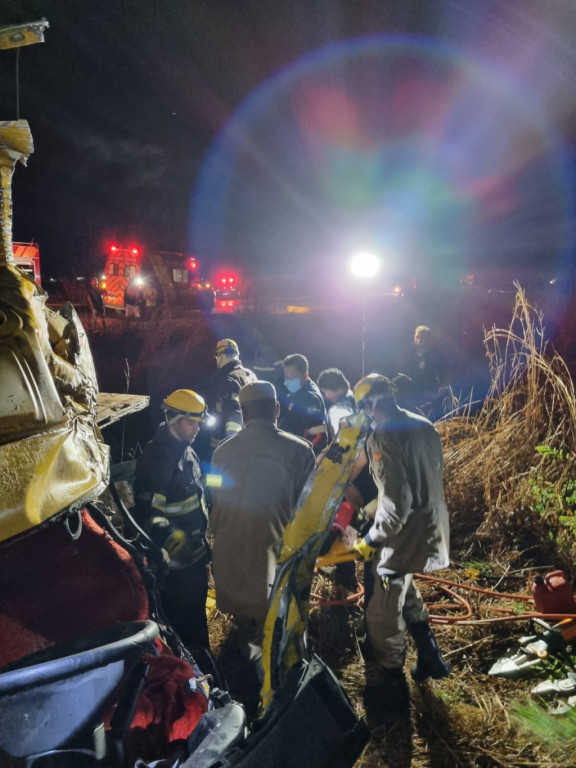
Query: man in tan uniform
xmin=210 ymin=380 xmax=315 ymax=714
xmin=352 ymin=374 xmax=450 ymax=725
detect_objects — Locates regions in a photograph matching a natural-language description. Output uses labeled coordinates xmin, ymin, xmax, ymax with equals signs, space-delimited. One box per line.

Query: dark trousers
xmin=160 ymin=563 xmax=209 ymax=652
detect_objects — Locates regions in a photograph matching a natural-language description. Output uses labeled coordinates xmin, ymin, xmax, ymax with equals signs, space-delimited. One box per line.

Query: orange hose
xmin=311 ymin=570 xmax=576 ymax=627
xmin=414 ymin=574 xmax=576 ymax=625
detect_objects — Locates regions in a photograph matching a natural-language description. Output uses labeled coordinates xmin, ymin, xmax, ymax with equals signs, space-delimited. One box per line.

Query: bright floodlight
xmin=350 ymin=251 xmax=380 ymax=279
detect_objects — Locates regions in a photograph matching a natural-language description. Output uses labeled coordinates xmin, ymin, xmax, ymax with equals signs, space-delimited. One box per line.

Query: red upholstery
xmin=0 ymin=509 xmax=207 ymax=763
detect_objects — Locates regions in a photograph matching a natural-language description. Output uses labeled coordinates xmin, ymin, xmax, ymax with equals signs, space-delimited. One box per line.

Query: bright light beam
xmin=350 ymin=251 xmax=381 ymax=278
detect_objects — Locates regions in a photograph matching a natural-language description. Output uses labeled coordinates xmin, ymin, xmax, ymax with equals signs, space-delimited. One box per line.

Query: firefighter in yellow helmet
xmin=352 ymin=374 xmax=450 ymax=726
xmin=208 ymin=339 xmax=256 ymax=455
xmin=133 ymin=389 xmax=212 ymax=652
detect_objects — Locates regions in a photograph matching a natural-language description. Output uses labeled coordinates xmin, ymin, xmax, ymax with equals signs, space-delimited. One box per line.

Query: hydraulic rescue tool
xmin=488 ymin=617 xmax=576 ymax=678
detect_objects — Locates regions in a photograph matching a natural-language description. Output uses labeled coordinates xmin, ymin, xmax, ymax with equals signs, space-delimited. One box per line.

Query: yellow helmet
xmin=354 ymin=374 xmax=397 ymax=406
xmin=215 ymin=338 xmax=239 ymax=357
xmin=162 ymin=389 xmax=208 ymax=421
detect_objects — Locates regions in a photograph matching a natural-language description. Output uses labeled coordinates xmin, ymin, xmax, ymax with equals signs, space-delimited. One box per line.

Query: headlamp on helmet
xmin=162 ymin=389 xmax=208 ymax=422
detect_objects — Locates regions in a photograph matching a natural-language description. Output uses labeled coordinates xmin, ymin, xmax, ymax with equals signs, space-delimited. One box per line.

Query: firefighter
xmin=133 ymin=389 xmax=211 ymax=653
xmin=210 ymin=380 xmax=315 ymax=715
xmin=352 ymin=374 xmax=450 ymax=724
xmin=87 ymin=277 xmax=107 ymax=331
xmin=124 ymin=277 xmax=143 ymax=320
xmin=397 ymin=325 xmax=452 ymax=420
xmin=208 ymin=338 xmax=256 ymax=454
xmin=279 ymin=353 xmax=328 ymax=455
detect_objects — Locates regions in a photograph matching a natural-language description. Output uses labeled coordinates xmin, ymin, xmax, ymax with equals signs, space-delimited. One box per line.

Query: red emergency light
xmin=110 ymin=245 xmax=117 ymax=253
xmin=188 ymin=258 xmax=197 ymax=270
xmin=131 ymin=247 xmax=139 ymax=255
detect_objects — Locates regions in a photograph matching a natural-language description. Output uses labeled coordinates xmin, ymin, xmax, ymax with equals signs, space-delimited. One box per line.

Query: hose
xmin=311 ymin=568 xmax=576 ymax=626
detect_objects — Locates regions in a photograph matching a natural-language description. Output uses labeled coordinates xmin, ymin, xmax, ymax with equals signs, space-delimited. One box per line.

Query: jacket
xmin=133 ymin=426 xmax=209 ymax=566
xmin=365 ymin=407 xmax=449 ymax=577
xmin=325 ymin=391 xmax=356 ymax=440
xmin=210 ymin=419 xmax=315 ymax=621
xmin=210 ymin=359 xmax=256 ymax=449
xmin=279 ymin=378 xmax=328 ymax=454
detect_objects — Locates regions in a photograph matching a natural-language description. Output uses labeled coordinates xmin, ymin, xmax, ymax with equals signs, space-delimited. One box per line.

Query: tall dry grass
xmin=438 ymin=285 xmax=576 ymax=568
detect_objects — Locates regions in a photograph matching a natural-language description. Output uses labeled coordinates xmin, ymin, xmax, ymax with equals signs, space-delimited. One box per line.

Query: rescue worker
xmin=318 ymin=367 xmax=356 ymax=440
xmin=208 ymin=338 xmax=256 ymax=455
xmin=398 ymin=325 xmax=452 ymax=420
xmin=124 ymin=276 xmax=143 ymax=319
xmin=351 ymin=374 xmax=450 ymax=724
xmin=210 ymin=380 xmax=315 ymax=715
xmin=279 ymin=353 xmax=328 ymax=455
xmin=133 ymin=389 xmax=211 ymax=653
xmin=87 ymin=276 xmax=106 ymax=331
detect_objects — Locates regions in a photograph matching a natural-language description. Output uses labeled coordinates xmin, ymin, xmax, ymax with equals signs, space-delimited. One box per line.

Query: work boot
xmin=409 ymin=622 xmax=450 ymax=683
xmin=363 ymin=668 xmax=411 ymax=726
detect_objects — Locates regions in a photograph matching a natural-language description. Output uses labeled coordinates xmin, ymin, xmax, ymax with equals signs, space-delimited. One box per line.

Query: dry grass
xmin=109 ymin=285 xmax=576 ymax=766
xmin=437 ymin=286 xmax=576 ymax=570
xmin=216 ymin=287 xmax=576 ymax=767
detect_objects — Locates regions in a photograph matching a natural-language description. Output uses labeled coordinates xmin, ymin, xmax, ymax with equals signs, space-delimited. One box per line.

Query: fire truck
xmin=100 ymin=244 xmax=215 ymax=313
xmin=13 ymin=241 xmax=41 ymax=285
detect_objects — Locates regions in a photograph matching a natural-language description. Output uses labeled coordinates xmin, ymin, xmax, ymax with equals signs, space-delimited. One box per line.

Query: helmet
xmin=215 ymin=338 xmax=239 ymax=357
xmin=354 ymin=374 xmax=397 ymax=406
xmin=162 ymin=389 xmax=208 ymax=421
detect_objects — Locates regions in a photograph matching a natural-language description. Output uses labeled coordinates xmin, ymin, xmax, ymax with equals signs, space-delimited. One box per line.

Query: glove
xmin=353 ymin=537 xmax=378 ymax=562
xmin=164 ymin=529 xmax=188 ymax=559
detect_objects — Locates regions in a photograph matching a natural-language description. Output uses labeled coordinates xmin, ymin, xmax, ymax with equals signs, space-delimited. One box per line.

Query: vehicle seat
xmin=0 ymin=620 xmax=159 ymax=763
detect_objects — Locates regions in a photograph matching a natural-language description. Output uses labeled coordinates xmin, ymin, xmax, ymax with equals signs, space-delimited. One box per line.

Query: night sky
xmin=1 ymin=0 xmax=576 ymax=284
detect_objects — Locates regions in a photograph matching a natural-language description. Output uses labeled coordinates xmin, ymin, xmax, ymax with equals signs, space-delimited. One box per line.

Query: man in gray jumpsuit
xmin=352 ymin=374 xmax=451 ymax=723
xmin=210 ymin=380 xmax=315 ymax=714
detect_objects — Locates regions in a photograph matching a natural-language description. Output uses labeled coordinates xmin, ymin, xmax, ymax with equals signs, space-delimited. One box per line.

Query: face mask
xmin=285 ymin=378 xmax=302 ymax=393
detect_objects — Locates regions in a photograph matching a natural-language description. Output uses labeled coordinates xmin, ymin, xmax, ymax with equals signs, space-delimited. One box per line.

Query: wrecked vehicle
xmin=0 ymin=22 xmax=368 ymax=768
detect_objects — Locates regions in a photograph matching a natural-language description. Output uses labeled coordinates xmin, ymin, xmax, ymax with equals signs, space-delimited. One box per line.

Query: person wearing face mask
xmin=133 ymin=389 xmax=212 ymax=653
xmin=351 ymin=374 xmax=450 ymax=726
xmin=208 ymin=338 xmax=256 ymax=455
xmin=279 ymin=353 xmax=328 ymax=456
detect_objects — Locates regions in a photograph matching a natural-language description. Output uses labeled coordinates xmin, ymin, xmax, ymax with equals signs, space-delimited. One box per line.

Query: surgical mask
xmin=285 ymin=378 xmax=302 ymax=394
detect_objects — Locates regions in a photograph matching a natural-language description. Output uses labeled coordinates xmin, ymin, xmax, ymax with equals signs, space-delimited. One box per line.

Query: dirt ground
xmin=90 ymin=294 xmax=576 ymax=768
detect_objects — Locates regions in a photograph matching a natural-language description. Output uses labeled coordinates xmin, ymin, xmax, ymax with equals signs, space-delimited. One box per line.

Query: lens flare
xmin=190 ymin=35 xmax=572 ymax=289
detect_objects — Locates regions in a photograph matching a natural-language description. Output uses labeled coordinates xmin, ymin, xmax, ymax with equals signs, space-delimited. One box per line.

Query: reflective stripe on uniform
xmin=151 ymin=493 xmax=166 ymax=513
xmin=205 ymin=473 xmax=223 ymax=488
xmin=306 ymin=424 xmax=327 ymax=436
xmin=152 ymin=492 xmax=201 ymax=516
xmin=165 ymin=495 xmax=201 ymax=516
xmin=225 ymin=421 xmax=242 ymax=434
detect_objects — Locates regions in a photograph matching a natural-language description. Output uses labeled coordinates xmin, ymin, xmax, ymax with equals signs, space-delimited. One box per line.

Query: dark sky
xmin=1 ymin=0 xmax=576 ymax=282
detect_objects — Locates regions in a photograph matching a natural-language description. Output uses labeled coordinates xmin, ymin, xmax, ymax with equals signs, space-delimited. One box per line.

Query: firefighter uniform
xmin=210 ymin=359 xmax=256 ymax=451
xmin=279 ymin=378 xmax=328 ymax=454
xmin=134 ymin=425 xmax=211 ymax=651
xmin=210 ymin=398 xmax=315 ymax=652
xmin=363 ymin=406 xmax=449 ymax=671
